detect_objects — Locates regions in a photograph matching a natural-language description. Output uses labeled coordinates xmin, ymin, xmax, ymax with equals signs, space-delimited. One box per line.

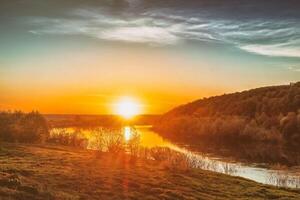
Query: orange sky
xmin=1 ymin=47 xmax=230 ymax=114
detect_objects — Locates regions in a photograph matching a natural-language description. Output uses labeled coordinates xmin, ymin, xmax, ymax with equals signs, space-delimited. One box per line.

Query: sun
xmin=114 ymin=97 xmax=141 ymax=119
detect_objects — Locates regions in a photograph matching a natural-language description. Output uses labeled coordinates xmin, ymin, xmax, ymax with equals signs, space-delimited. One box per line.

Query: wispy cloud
xmin=240 ymin=44 xmax=300 ymax=58
xmin=99 ymin=26 xmax=179 ymax=44
xmin=28 ymin=10 xmax=183 ymax=45
xmin=28 ymin=9 xmax=300 ymax=57
xmin=287 ymin=66 xmax=300 ymax=72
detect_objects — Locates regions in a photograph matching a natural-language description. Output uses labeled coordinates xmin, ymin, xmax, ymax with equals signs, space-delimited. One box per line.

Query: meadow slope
xmin=0 ymin=143 xmax=300 ymax=200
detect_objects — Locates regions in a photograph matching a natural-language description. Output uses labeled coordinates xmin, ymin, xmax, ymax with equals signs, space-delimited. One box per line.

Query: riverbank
xmin=0 ymin=143 xmax=300 ymax=199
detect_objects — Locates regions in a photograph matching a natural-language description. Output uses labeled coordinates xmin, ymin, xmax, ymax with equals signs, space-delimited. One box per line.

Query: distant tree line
xmin=0 ymin=111 xmax=49 ymax=143
xmin=45 ymin=114 xmax=160 ymax=128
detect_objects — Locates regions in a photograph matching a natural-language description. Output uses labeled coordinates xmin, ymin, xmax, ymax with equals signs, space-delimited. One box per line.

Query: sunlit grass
xmin=0 ymin=143 xmax=299 ymax=200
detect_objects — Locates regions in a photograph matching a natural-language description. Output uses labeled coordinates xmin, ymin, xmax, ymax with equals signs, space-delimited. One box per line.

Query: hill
xmin=154 ymin=82 xmax=300 ymax=164
xmin=165 ymin=82 xmax=300 ymax=117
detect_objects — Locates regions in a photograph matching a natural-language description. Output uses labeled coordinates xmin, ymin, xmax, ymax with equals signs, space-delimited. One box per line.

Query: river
xmin=51 ymin=125 xmax=300 ymax=188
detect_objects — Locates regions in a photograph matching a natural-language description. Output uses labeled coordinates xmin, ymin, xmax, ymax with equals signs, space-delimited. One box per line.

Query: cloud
xmin=99 ymin=26 xmax=179 ymax=44
xmin=287 ymin=66 xmax=300 ymax=72
xmin=27 ymin=10 xmax=222 ymax=45
xmin=28 ymin=9 xmax=300 ymax=57
xmin=28 ymin=11 xmax=182 ymax=45
xmin=240 ymin=44 xmax=300 ymax=58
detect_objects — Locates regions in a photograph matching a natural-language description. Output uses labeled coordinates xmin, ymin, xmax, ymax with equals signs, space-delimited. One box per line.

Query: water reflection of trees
xmin=267 ymin=172 xmax=300 ymax=188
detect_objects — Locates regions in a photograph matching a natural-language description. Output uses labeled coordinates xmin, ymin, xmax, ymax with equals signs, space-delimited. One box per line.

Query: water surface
xmin=51 ymin=125 xmax=300 ymax=188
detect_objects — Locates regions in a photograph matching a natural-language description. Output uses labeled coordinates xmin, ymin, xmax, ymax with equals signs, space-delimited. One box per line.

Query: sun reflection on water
xmin=124 ymin=126 xmax=132 ymax=141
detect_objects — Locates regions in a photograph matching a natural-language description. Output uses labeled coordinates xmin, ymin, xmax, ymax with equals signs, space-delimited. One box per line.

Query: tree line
xmin=155 ymin=82 xmax=300 ymax=146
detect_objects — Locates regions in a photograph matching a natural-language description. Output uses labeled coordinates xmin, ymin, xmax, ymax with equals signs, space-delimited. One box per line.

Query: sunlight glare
xmin=124 ymin=126 xmax=132 ymax=141
xmin=114 ymin=97 xmax=141 ymax=119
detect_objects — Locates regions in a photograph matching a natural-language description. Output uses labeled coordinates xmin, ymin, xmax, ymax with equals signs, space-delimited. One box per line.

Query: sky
xmin=1 ymin=0 xmax=300 ymax=114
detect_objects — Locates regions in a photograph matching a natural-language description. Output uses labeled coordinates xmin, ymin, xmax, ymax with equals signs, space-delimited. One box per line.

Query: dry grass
xmin=0 ymin=143 xmax=300 ymax=200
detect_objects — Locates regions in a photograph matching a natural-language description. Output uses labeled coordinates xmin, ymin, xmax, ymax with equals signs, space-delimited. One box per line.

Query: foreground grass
xmin=0 ymin=143 xmax=299 ymax=200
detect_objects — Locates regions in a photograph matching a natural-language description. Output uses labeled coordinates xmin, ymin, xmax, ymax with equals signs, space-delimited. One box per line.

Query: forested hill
xmin=154 ymin=82 xmax=300 ymax=154
xmin=165 ymin=82 xmax=300 ymax=118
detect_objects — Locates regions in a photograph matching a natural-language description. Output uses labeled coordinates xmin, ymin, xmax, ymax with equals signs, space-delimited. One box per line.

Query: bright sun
xmin=114 ymin=97 xmax=141 ymax=119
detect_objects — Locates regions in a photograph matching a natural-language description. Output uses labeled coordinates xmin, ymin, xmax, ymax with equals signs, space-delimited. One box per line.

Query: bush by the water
xmin=48 ymin=127 xmax=198 ymax=171
xmin=48 ymin=127 xmax=140 ymax=154
xmin=0 ymin=111 xmax=49 ymax=143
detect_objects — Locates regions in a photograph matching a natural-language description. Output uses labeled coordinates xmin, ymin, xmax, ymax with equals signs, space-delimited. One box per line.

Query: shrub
xmin=103 ymin=131 xmax=125 ymax=153
xmin=48 ymin=128 xmax=88 ymax=148
xmin=0 ymin=111 xmax=49 ymax=143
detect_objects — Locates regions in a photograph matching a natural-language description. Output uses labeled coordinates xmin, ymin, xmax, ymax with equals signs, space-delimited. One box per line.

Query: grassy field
xmin=0 ymin=143 xmax=300 ymax=200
